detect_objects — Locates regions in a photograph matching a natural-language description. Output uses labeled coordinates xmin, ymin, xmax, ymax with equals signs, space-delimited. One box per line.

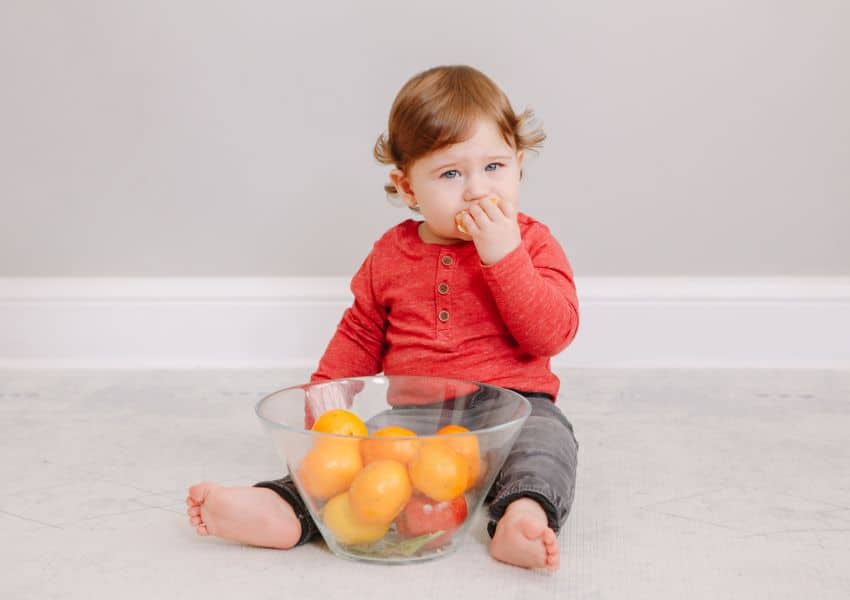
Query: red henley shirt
xmin=311 ymin=213 xmax=579 ymax=398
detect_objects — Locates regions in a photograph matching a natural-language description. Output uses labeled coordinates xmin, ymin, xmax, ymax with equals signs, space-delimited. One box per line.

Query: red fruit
xmin=396 ymin=494 xmax=468 ymax=549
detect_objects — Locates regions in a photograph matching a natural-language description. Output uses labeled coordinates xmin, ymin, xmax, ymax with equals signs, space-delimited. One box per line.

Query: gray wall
xmin=1 ymin=1 xmax=848 ymax=277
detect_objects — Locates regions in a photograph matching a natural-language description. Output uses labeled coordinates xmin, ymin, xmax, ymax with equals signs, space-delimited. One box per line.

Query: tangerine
xmin=360 ymin=426 xmax=420 ymax=465
xmin=348 ymin=459 xmax=412 ymax=525
xmin=436 ymin=424 xmax=482 ymax=490
xmin=297 ymin=437 xmax=363 ymax=500
xmin=322 ymin=492 xmax=389 ymax=545
xmin=408 ymin=441 xmax=468 ymax=502
xmin=311 ymin=409 xmax=368 ymax=437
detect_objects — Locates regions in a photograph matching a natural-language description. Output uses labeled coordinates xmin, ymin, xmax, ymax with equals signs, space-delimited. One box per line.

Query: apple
xmin=396 ymin=494 xmax=468 ymax=549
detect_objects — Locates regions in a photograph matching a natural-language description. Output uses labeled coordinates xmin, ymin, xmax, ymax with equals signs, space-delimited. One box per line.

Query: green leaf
xmin=345 ymin=531 xmax=446 ymax=558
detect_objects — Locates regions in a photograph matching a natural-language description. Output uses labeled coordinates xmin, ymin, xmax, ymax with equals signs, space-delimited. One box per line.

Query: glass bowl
xmin=255 ymin=375 xmax=531 ymax=564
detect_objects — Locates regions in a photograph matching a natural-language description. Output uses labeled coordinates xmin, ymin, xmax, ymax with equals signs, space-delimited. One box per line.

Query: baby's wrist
xmin=478 ymin=239 xmax=521 ymax=266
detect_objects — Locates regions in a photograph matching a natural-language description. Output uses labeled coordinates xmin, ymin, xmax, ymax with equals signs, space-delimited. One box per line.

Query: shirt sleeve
xmin=310 ymin=251 xmax=388 ymax=382
xmin=480 ymin=229 xmax=580 ymax=357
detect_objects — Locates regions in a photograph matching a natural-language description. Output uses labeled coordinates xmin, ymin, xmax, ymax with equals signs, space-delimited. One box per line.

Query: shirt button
xmin=438 ymin=310 xmax=450 ymax=322
xmin=438 ymin=282 xmax=449 ymax=295
xmin=441 ymin=255 xmax=453 ymax=267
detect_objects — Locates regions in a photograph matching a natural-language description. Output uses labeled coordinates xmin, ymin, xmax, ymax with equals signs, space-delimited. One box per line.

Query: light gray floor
xmin=1 ymin=369 xmax=848 ymax=599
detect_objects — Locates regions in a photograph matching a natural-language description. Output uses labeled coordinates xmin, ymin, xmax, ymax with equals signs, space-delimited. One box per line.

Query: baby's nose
xmin=462 ymin=187 xmax=490 ymax=204
xmin=462 ymin=172 xmax=490 ymax=202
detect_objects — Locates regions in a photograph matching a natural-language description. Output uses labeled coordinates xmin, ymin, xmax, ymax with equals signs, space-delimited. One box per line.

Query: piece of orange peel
xmin=455 ymin=197 xmax=500 ymax=234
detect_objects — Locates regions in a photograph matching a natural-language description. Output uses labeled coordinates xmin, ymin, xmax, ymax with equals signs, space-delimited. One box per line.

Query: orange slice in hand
xmin=455 ymin=211 xmax=468 ymax=234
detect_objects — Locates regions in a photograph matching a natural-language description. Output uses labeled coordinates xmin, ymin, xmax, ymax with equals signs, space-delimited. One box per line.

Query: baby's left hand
xmin=458 ymin=197 xmax=521 ymax=265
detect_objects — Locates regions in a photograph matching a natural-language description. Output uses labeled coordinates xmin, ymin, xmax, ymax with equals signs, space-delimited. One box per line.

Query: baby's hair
xmin=374 ymin=65 xmax=545 ymax=197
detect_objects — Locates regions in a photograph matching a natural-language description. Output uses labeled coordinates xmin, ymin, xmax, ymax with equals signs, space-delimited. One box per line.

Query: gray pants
xmin=256 ymin=392 xmax=579 ymax=546
xmin=484 ymin=394 xmax=579 ymax=537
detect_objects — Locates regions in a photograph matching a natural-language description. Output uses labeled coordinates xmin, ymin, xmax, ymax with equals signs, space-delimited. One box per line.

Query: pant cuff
xmin=253 ymin=478 xmax=318 ymax=547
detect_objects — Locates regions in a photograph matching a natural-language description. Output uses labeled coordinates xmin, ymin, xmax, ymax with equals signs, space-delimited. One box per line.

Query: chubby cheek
xmin=418 ymin=205 xmax=459 ymax=235
xmin=418 ymin=194 xmax=458 ymax=224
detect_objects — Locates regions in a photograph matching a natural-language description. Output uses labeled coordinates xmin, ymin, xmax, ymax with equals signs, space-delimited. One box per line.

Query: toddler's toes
xmin=188 ymin=509 xmax=208 ymax=535
xmin=542 ymin=528 xmax=560 ymax=570
xmin=188 ymin=481 xmax=213 ymax=505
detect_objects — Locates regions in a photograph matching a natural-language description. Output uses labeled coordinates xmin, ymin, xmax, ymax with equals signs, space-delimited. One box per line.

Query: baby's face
xmin=403 ymin=118 xmax=524 ymax=244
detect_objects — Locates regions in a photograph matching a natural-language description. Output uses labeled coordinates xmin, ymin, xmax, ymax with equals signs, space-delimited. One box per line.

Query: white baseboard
xmin=1 ymin=277 xmax=849 ymax=369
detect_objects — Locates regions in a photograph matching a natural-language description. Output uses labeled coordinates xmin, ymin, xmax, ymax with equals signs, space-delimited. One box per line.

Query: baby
xmin=187 ymin=64 xmax=580 ymax=571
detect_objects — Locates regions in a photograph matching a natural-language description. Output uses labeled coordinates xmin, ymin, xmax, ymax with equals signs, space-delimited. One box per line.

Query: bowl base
xmin=327 ymin=537 xmax=465 ymax=565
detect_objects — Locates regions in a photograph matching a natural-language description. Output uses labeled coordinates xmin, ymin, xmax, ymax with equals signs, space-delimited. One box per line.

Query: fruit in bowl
xmin=255 ymin=376 xmax=531 ymax=564
xmin=396 ymin=494 xmax=468 ymax=550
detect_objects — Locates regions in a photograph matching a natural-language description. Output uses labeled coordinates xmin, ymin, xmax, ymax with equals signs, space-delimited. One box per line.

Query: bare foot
xmin=490 ymin=497 xmax=560 ymax=571
xmin=185 ymin=481 xmax=301 ymax=549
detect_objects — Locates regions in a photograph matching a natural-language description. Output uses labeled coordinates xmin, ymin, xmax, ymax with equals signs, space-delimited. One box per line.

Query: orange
xmin=408 ymin=441 xmax=468 ymax=502
xmin=321 ymin=492 xmax=389 ymax=545
xmin=312 ymin=409 xmax=368 ymax=437
xmin=297 ymin=437 xmax=363 ymax=500
xmin=348 ymin=459 xmax=412 ymax=525
xmin=437 ymin=424 xmax=482 ymax=490
xmin=360 ymin=426 xmax=420 ymax=465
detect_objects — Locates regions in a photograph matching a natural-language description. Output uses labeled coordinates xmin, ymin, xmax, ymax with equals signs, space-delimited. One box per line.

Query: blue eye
xmin=441 ymin=163 xmax=504 ymax=179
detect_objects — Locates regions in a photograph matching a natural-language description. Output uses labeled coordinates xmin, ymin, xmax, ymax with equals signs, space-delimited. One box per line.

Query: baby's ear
xmin=389 ymin=169 xmax=417 ymax=208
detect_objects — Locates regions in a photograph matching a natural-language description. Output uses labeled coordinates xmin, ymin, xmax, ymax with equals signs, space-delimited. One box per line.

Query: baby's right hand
xmin=455 ymin=197 xmax=500 ymax=234
xmin=457 ymin=196 xmax=521 ymax=265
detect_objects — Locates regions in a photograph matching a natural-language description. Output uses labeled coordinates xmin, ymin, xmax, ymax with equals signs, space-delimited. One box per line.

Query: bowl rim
xmin=254 ymin=374 xmax=532 ymax=439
